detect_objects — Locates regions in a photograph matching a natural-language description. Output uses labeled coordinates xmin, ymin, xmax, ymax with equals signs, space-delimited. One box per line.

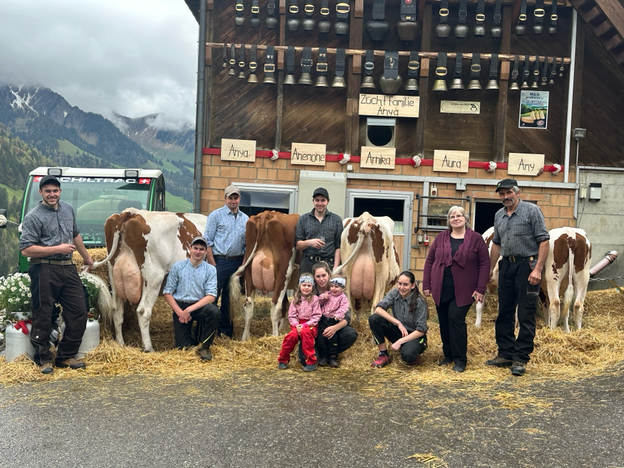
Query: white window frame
xmin=234 ymin=182 xmax=299 ymax=214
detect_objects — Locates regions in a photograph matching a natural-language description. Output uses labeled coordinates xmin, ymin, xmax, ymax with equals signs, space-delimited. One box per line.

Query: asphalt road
xmin=1 ymin=367 xmax=624 ymax=468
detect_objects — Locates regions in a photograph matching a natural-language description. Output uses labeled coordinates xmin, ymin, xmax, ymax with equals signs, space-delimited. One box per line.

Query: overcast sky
xmin=0 ymin=0 xmax=198 ymax=129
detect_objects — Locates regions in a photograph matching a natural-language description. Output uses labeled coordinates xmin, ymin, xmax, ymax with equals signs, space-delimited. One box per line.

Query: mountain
xmin=0 ymin=85 xmax=194 ymax=202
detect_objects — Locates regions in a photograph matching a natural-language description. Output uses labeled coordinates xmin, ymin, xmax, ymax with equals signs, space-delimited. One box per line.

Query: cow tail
xmin=562 ymin=245 xmax=575 ymax=316
xmin=80 ymin=272 xmax=115 ymax=322
xmin=92 ymin=230 xmax=122 ymax=269
xmin=332 ymin=231 xmax=365 ymax=275
xmin=229 ymin=241 xmax=258 ymax=306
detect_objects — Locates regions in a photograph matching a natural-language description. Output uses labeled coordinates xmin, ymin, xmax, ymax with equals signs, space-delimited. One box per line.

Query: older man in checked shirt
xmin=203 ymin=184 xmax=249 ymax=338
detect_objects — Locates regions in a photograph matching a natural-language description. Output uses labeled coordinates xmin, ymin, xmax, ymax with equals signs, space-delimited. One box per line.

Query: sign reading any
xmin=440 ymin=101 xmax=481 ymax=114
xmin=433 ymin=150 xmax=470 ymax=173
xmin=359 ymin=94 xmax=419 ymax=118
xmin=507 ymin=153 xmax=545 ymax=176
xmin=221 ymin=138 xmax=256 ymax=162
xmin=360 ymin=146 xmax=396 ymax=169
xmin=291 ymin=143 xmax=326 ymax=166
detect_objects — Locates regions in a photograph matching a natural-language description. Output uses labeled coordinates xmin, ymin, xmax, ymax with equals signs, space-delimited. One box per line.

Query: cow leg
xmin=242 ymin=295 xmax=255 ymax=341
xmin=475 ymin=299 xmax=484 ymax=328
xmin=546 ymin=282 xmax=561 ymax=330
xmin=136 ymin=278 xmax=163 ymax=352
xmin=112 ymin=296 xmax=125 ymax=346
xmin=573 ymin=274 xmax=589 ymax=331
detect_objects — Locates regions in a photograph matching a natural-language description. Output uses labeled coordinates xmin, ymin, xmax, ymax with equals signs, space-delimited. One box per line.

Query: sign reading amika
xmin=221 ymin=138 xmax=256 ymax=162
xmin=290 ymin=143 xmax=326 ymax=166
xmin=508 ymin=153 xmax=544 ymax=176
xmin=360 ymin=146 xmax=396 ymax=169
xmin=359 ymin=94 xmax=419 ymax=118
xmin=433 ymin=150 xmax=470 ymax=173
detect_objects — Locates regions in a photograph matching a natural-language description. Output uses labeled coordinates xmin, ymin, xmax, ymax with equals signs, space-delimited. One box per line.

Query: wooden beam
xmin=415 ymin=2 xmax=433 ymax=157
xmin=493 ymin=4 xmax=513 ymax=162
xmin=274 ymin=0 xmax=286 ymax=152
xmin=346 ymin=0 xmax=364 ymax=155
xmin=567 ymin=19 xmax=585 ymax=166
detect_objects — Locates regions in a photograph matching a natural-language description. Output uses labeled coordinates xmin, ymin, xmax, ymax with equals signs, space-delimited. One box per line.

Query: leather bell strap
xmin=407 ymin=51 xmax=420 ymax=79
xmin=518 ymin=0 xmax=528 ymax=25
xmin=317 ymin=47 xmax=328 ymax=76
xmin=249 ymin=45 xmax=258 ymax=74
xmin=235 ymin=0 xmax=244 ymax=21
xmin=523 ymin=55 xmax=531 ymax=82
xmin=264 ymin=45 xmax=276 ymax=74
xmin=475 ymin=0 xmax=485 ymax=26
xmin=470 ymin=53 xmax=481 ymax=80
xmin=301 ymin=47 xmax=313 ymax=74
xmin=229 ymin=44 xmax=237 ymax=68
xmin=550 ymin=57 xmax=558 ymax=81
xmin=453 ymin=52 xmax=463 ymax=79
xmin=384 ymin=51 xmax=399 ymax=79
xmin=541 ymin=57 xmax=549 ymax=85
xmin=532 ymin=58 xmax=540 ymax=84
xmin=488 ymin=54 xmax=499 ymax=80
xmin=436 ymin=52 xmax=448 ymax=77
xmin=290 ymin=0 xmax=299 ymax=19
xmin=534 ymin=0 xmax=545 ymax=28
xmin=305 ymin=0 xmax=314 ymax=17
xmin=558 ymin=56 xmax=566 ymax=76
xmin=286 ymin=46 xmax=295 ymax=75
xmin=372 ymin=0 xmax=386 ymax=21
xmin=364 ymin=50 xmax=375 ymax=77
xmin=511 ymin=55 xmax=520 ymax=82
xmin=439 ymin=0 xmax=449 ymax=24
xmin=458 ymin=0 xmax=468 ymax=25
xmin=550 ymin=0 xmax=558 ymax=30
xmin=267 ymin=1 xmax=277 ymax=24
xmin=336 ymin=1 xmax=350 ymax=20
xmin=251 ymin=0 xmax=260 ymax=27
xmin=400 ymin=0 xmax=416 ymax=22
xmin=222 ymin=43 xmax=228 ymax=68
xmin=238 ymin=45 xmax=246 ymax=72
xmin=493 ymin=0 xmax=502 ymax=27
xmin=335 ymin=48 xmax=346 ymax=77
xmin=320 ymin=0 xmax=330 ymax=17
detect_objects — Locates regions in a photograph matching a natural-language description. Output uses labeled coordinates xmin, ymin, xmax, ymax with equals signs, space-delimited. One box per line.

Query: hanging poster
xmin=519 ymin=90 xmax=549 ymax=129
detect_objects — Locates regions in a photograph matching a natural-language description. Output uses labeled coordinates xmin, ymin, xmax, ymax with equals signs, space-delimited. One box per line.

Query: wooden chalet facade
xmin=184 ymin=0 xmax=624 ymax=282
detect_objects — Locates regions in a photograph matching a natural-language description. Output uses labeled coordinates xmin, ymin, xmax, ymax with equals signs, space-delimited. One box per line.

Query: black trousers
xmin=368 ymin=313 xmax=427 ymax=363
xmin=172 ymin=300 xmax=221 ymax=349
xmin=299 ymin=256 xmax=334 ymax=276
xmin=29 ymin=263 xmax=87 ymax=365
xmin=214 ymin=256 xmax=243 ymax=338
xmin=317 ymin=317 xmax=343 ymax=358
xmin=496 ymin=257 xmax=540 ymax=363
xmin=437 ymin=298 xmax=472 ymax=365
xmin=298 ymin=322 xmax=358 ymax=363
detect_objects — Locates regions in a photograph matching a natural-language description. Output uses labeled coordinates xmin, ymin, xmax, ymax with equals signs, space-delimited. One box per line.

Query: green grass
xmin=166 ymin=192 xmax=192 ymax=212
xmin=0 ymin=183 xmax=23 ymax=204
xmin=57 ymin=139 xmax=99 ymax=160
xmin=161 ymin=159 xmax=180 ymax=173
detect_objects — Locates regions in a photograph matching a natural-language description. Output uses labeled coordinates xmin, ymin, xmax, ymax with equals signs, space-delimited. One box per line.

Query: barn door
xmin=345 ymin=189 xmax=413 ymax=270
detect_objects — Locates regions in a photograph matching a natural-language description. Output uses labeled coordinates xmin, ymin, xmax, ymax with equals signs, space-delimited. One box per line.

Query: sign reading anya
xmin=221 ymin=138 xmax=256 ymax=162
xmin=359 ymin=94 xmax=419 ymax=118
xmin=360 ymin=146 xmax=396 ymax=169
xmin=433 ymin=150 xmax=470 ymax=173
xmin=508 ymin=153 xmax=545 ymax=176
xmin=291 ymin=143 xmax=326 ymax=166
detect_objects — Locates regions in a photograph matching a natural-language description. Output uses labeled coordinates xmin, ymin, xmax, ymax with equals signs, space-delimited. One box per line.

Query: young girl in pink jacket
xmin=317 ymin=275 xmax=349 ymax=367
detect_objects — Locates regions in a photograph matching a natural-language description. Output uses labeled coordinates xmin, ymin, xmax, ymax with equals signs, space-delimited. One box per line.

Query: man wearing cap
xmin=486 ymin=178 xmax=550 ymax=376
xmin=19 ymin=175 xmax=95 ymax=374
xmin=295 ymin=187 xmax=343 ymax=275
xmin=163 ymin=236 xmax=220 ymax=360
xmin=203 ymin=184 xmax=249 ymax=338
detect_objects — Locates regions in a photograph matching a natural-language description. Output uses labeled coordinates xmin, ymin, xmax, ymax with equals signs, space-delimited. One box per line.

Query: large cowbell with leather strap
xmin=379 ymin=52 xmax=402 ymax=95
xmin=365 ymin=0 xmax=390 ymax=42
xmin=334 ymin=2 xmax=350 ymax=35
xmin=396 ymin=0 xmax=420 ymax=41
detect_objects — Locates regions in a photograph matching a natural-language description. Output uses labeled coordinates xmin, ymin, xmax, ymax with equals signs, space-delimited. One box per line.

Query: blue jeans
xmin=215 ymin=257 xmax=243 ymax=338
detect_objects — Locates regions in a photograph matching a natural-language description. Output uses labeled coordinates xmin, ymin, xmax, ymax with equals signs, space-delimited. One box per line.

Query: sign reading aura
xmin=433 ymin=150 xmax=470 ymax=173
xmin=359 ymin=94 xmax=419 ymax=118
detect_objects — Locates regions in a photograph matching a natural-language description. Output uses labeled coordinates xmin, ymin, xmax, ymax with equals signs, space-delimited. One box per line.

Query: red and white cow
xmin=333 ymin=212 xmax=401 ymax=320
xmin=542 ymin=227 xmax=591 ymax=332
xmin=93 ymin=208 xmax=207 ymax=351
xmin=229 ymin=211 xmax=300 ymax=341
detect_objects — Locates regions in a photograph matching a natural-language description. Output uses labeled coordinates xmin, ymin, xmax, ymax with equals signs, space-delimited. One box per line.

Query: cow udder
xmin=113 ymin=253 xmax=143 ymax=304
xmin=350 ymin=251 xmax=376 ymax=300
xmin=251 ymin=250 xmax=275 ymax=294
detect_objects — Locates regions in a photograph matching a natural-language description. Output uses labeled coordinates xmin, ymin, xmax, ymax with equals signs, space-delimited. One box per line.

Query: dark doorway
xmin=239 ymin=190 xmax=290 ymax=217
xmin=474 ymin=201 xmax=500 ymax=234
xmin=354 ymin=198 xmax=404 ymax=221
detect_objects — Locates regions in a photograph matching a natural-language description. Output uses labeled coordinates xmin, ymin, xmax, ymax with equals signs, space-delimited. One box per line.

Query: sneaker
xmin=278 ymin=362 xmax=288 ymax=370
xmin=329 ymin=358 xmax=339 ymax=368
xmin=198 ymin=347 xmax=213 ymax=361
xmin=371 ymin=353 xmax=392 ymax=368
xmin=318 ymin=357 xmax=328 ymax=367
xmin=406 ymin=356 xmax=421 ymax=366
xmin=39 ymin=362 xmax=54 ymax=374
xmin=303 ymin=364 xmax=317 ymax=372
xmin=511 ymin=361 xmax=526 ymax=376
xmin=55 ymin=358 xmax=86 ymax=370
xmin=485 ymin=356 xmax=513 ymax=367
xmin=453 ymin=363 xmax=466 ymax=373
xmin=438 ymin=357 xmax=453 ymax=366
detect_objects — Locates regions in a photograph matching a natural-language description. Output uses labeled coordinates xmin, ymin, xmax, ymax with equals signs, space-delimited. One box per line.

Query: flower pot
xmin=5 ymin=322 xmax=35 ymax=363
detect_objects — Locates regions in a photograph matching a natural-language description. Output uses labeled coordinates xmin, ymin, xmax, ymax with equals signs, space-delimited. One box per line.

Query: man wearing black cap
xmin=19 ymin=175 xmax=95 ymax=374
xmin=163 ymin=236 xmax=220 ymax=360
xmin=295 ymin=187 xmax=343 ymax=275
xmin=486 ymin=178 xmax=550 ymax=376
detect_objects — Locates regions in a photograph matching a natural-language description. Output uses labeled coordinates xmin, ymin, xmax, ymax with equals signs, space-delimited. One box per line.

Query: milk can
xmin=5 ymin=321 xmax=35 ymax=363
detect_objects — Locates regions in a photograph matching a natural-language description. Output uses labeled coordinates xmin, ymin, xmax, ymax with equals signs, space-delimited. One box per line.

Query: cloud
xmin=0 ymin=0 xmax=198 ymax=124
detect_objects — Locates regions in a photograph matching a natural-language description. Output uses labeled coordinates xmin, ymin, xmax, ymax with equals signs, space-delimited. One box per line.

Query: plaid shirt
xmin=163 ymin=259 xmax=217 ymax=303
xmin=319 ymin=292 xmax=349 ymax=321
xmin=19 ymin=201 xmax=79 ymax=260
xmin=376 ymin=289 xmax=428 ymax=334
xmin=203 ymin=205 xmax=249 ymax=256
xmin=295 ymin=209 xmax=343 ymax=258
xmin=492 ymin=200 xmax=550 ymax=257
xmin=288 ymin=295 xmax=322 ymax=328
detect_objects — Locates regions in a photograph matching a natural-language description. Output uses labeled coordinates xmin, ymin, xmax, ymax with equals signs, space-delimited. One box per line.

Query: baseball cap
xmin=224 ymin=184 xmax=241 ymax=197
xmin=190 ymin=236 xmax=208 ymax=247
xmin=313 ymin=187 xmax=329 ymax=199
xmin=39 ymin=175 xmax=61 ymax=190
xmin=495 ymin=178 xmax=518 ymax=192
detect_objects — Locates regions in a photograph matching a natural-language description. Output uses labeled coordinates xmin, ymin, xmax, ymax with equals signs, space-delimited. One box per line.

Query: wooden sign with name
xmin=221 ymin=138 xmax=256 ymax=162
xmin=440 ymin=100 xmax=481 ymax=114
xmin=360 ymin=146 xmax=396 ymax=169
xmin=433 ymin=150 xmax=470 ymax=173
xmin=358 ymin=94 xmax=419 ymax=118
xmin=290 ymin=143 xmax=326 ymax=166
xmin=508 ymin=153 xmax=545 ymax=176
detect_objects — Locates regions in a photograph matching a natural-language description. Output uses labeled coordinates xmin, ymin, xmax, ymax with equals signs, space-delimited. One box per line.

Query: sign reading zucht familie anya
xmin=290 ymin=143 xmax=326 ymax=166
xmin=221 ymin=138 xmax=256 ymax=162
xmin=507 ymin=153 xmax=545 ymax=176
xmin=360 ymin=146 xmax=396 ymax=169
xmin=359 ymin=94 xmax=419 ymax=118
xmin=433 ymin=150 xmax=470 ymax=173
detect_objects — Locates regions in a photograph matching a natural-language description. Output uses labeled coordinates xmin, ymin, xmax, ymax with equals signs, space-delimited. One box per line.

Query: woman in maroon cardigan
xmin=422 ymin=206 xmax=489 ymax=372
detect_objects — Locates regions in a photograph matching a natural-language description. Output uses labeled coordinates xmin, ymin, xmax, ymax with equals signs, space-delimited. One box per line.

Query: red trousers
xmin=278 ymin=321 xmax=317 ymax=365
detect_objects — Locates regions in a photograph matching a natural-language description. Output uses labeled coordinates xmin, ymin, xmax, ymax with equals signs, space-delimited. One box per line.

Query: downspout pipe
xmin=193 ymin=0 xmax=207 ymax=213
xmin=564 ymin=9 xmax=578 ymax=185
